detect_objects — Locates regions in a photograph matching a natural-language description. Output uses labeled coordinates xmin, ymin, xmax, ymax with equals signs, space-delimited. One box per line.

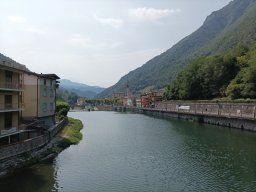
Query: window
xmin=44 ymin=79 xmax=46 ymax=86
xmin=4 ymin=112 xmax=12 ymax=128
xmin=50 ymin=103 xmax=53 ymax=112
xmin=49 ymin=89 xmax=53 ymax=97
xmin=42 ymin=103 xmax=47 ymax=112
xmin=5 ymin=71 xmax=13 ymax=88
xmin=43 ymin=87 xmax=47 ymax=97
xmin=5 ymin=95 xmax=12 ymax=109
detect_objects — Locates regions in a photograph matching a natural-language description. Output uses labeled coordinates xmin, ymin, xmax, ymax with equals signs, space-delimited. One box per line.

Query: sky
xmin=0 ymin=0 xmax=232 ymax=88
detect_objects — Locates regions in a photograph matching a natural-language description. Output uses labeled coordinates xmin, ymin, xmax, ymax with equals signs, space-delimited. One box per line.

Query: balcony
xmin=0 ymin=103 xmax=23 ymax=112
xmin=0 ymin=127 xmax=17 ymax=136
xmin=0 ymin=83 xmax=23 ymax=91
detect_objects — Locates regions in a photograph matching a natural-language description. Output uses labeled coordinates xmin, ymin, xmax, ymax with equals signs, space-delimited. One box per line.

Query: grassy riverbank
xmin=56 ymin=117 xmax=83 ymax=150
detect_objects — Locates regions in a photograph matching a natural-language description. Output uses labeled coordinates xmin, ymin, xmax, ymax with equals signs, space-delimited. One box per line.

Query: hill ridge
xmin=97 ymin=0 xmax=256 ymax=98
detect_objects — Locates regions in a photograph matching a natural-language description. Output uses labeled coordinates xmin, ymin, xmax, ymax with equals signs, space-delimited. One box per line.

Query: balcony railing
xmin=0 ymin=103 xmax=22 ymax=112
xmin=0 ymin=83 xmax=23 ymax=91
xmin=0 ymin=127 xmax=17 ymax=136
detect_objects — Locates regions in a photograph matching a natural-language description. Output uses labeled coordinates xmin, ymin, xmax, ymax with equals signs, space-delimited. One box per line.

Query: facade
xmin=141 ymin=93 xmax=151 ymax=108
xmin=141 ymin=90 xmax=164 ymax=108
xmin=23 ymin=73 xmax=59 ymax=128
xmin=136 ymin=98 xmax=142 ymax=108
xmin=0 ymin=57 xmax=59 ymax=146
xmin=112 ymin=92 xmax=126 ymax=106
xmin=77 ymin=97 xmax=86 ymax=106
xmin=0 ymin=60 xmax=28 ymax=145
xmin=113 ymin=92 xmax=126 ymax=99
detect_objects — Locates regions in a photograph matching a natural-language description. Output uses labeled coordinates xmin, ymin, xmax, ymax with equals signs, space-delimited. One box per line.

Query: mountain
xmin=97 ymin=0 xmax=256 ymax=98
xmin=59 ymin=79 xmax=105 ymax=99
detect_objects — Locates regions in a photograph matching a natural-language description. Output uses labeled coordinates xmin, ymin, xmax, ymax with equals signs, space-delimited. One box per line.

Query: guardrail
xmin=0 ymin=103 xmax=21 ymax=111
xmin=0 ymin=135 xmax=49 ymax=161
xmin=0 ymin=83 xmax=23 ymax=90
xmin=0 ymin=118 xmax=68 ymax=161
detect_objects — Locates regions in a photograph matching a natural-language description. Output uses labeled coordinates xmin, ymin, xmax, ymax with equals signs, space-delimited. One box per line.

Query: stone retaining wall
xmin=122 ymin=102 xmax=256 ymax=131
xmin=155 ymin=102 xmax=256 ymax=120
xmin=140 ymin=109 xmax=256 ymax=131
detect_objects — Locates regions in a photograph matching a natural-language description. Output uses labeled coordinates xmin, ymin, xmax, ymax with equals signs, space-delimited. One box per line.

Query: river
xmin=1 ymin=111 xmax=256 ymax=192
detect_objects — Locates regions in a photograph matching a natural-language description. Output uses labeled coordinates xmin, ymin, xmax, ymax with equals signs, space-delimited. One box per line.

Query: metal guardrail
xmin=0 ymin=103 xmax=21 ymax=111
xmin=0 ymin=135 xmax=49 ymax=161
xmin=0 ymin=118 xmax=68 ymax=160
xmin=0 ymin=83 xmax=23 ymax=90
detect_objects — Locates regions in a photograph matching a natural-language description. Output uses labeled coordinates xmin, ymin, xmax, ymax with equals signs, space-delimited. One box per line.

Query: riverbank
xmin=50 ymin=117 xmax=83 ymax=153
xmin=0 ymin=117 xmax=84 ymax=178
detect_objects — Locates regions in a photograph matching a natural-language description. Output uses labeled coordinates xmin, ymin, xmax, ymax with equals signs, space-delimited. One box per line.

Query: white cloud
xmin=8 ymin=16 xmax=26 ymax=23
xmin=25 ymin=27 xmax=46 ymax=35
xmin=129 ymin=8 xmax=181 ymax=21
xmin=111 ymin=41 xmax=125 ymax=48
xmin=68 ymin=34 xmax=91 ymax=47
xmin=94 ymin=15 xmax=123 ymax=29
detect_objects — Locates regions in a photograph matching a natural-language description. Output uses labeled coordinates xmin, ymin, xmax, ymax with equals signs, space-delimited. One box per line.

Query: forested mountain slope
xmin=98 ymin=0 xmax=256 ymax=98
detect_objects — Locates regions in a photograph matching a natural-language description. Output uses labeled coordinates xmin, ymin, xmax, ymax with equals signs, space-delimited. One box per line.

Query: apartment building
xmin=0 ymin=57 xmax=59 ymax=146
xmin=0 ymin=60 xmax=28 ymax=144
xmin=23 ymin=72 xmax=59 ymax=128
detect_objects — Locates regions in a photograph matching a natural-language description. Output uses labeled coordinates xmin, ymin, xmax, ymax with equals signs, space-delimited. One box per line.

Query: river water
xmin=1 ymin=111 xmax=256 ymax=192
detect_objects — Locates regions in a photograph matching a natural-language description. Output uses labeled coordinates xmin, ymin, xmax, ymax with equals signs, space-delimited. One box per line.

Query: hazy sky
xmin=0 ymin=0 xmax=231 ymax=87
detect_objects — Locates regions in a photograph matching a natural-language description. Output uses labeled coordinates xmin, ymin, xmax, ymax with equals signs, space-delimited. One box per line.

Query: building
xmin=0 ymin=59 xmax=29 ymax=145
xmin=112 ymin=92 xmax=126 ymax=106
xmin=23 ymin=72 xmax=59 ymax=128
xmin=135 ymin=98 xmax=142 ymax=108
xmin=113 ymin=92 xmax=126 ymax=99
xmin=141 ymin=90 xmax=164 ymax=108
xmin=141 ymin=93 xmax=151 ymax=108
xmin=0 ymin=56 xmax=59 ymax=146
xmin=77 ymin=97 xmax=86 ymax=106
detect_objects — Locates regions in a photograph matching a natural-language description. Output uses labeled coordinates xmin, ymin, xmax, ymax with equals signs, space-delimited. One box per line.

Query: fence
xmin=0 ymin=118 xmax=67 ymax=161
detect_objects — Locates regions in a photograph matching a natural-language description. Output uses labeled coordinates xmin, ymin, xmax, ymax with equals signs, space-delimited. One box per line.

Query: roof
xmin=37 ymin=73 xmax=60 ymax=80
xmin=0 ymin=59 xmax=30 ymax=72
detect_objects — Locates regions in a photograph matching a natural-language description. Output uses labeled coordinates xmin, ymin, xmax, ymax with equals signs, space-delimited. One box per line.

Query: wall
xmin=123 ymin=101 xmax=256 ymax=131
xmin=23 ymin=74 xmax=38 ymax=118
xmin=0 ymin=114 xmax=4 ymax=130
xmin=38 ymin=78 xmax=55 ymax=118
xmin=12 ymin=73 xmax=19 ymax=86
xmin=12 ymin=112 xmax=18 ymax=129
xmin=141 ymin=109 xmax=256 ymax=131
xmin=0 ymin=69 xmax=4 ymax=83
xmin=155 ymin=102 xmax=256 ymax=120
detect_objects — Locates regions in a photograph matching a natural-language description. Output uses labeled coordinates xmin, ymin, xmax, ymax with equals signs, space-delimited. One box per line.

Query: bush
xmin=58 ymin=108 xmax=69 ymax=117
xmin=56 ymin=101 xmax=70 ymax=113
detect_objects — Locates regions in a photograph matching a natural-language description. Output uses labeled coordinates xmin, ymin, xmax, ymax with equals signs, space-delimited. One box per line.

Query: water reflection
xmin=168 ymin=119 xmax=256 ymax=191
xmin=0 ymin=159 xmax=56 ymax=192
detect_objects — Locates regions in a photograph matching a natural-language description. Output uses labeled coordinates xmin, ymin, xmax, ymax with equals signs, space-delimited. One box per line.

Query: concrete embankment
xmin=116 ymin=101 xmax=256 ymax=131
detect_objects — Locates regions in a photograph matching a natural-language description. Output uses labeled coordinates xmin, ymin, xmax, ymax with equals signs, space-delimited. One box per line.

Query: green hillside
xmin=164 ymin=45 xmax=256 ymax=100
xmin=98 ymin=0 xmax=256 ymax=98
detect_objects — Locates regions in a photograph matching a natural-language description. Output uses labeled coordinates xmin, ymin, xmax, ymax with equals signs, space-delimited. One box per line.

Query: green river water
xmin=1 ymin=111 xmax=256 ymax=192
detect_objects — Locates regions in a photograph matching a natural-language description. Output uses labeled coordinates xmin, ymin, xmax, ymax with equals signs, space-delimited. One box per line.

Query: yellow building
xmin=23 ymin=72 xmax=59 ymax=128
xmin=0 ymin=59 xmax=28 ymax=144
xmin=0 ymin=57 xmax=59 ymax=146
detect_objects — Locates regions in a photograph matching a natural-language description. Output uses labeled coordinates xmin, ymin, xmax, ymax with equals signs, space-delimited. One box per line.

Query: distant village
xmin=73 ymin=89 xmax=164 ymax=111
